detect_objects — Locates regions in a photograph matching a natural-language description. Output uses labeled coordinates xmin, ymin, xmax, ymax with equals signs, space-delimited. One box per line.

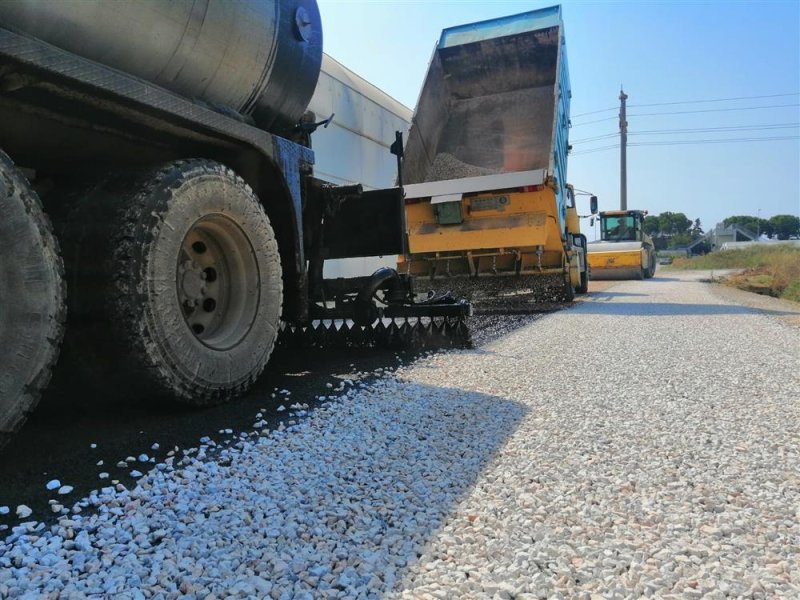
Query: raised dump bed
xmin=404 ymin=5 xmax=568 ymax=188
xmin=398 ymin=6 xmax=587 ymax=305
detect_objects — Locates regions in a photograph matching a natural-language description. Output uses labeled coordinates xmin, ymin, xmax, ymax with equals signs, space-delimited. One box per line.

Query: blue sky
xmin=317 ymin=0 xmax=800 ymax=237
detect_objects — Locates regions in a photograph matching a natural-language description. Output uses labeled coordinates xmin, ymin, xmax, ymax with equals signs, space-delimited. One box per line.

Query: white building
xmin=307 ymin=55 xmax=413 ymax=278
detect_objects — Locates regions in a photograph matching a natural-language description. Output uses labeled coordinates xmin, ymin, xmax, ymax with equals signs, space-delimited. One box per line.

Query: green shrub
xmin=781 ymin=280 xmax=800 ymax=303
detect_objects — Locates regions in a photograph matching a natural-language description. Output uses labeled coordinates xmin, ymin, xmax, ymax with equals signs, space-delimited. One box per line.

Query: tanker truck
xmin=0 ymin=0 xmax=469 ymax=449
xmin=398 ymin=5 xmax=589 ymax=312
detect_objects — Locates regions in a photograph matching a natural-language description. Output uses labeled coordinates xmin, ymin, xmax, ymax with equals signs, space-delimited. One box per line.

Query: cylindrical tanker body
xmin=0 ymin=0 xmax=322 ymax=133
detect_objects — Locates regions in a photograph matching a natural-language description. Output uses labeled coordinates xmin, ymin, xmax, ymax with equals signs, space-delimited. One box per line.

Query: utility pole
xmin=619 ymin=88 xmax=628 ymax=211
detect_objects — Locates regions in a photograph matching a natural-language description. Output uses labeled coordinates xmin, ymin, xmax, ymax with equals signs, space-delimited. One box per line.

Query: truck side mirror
xmin=590 ymin=196 xmax=598 ymax=215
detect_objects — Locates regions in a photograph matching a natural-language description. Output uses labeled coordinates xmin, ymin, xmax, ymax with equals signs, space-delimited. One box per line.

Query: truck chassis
xmin=0 ymin=25 xmax=469 ymax=448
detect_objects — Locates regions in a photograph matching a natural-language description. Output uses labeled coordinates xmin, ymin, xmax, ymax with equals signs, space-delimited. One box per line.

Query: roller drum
xmin=0 ymin=0 xmax=322 ymax=133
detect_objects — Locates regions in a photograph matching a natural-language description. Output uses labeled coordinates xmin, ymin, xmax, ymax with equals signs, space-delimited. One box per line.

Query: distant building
xmin=686 ymin=237 xmax=711 ymax=255
xmin=708 ymin=223 xmax=758 ymax=251
xmin=719 ymin=240 xmax=800 ymax=251
xmin=307 ymin=54 xmax=413 ymax=278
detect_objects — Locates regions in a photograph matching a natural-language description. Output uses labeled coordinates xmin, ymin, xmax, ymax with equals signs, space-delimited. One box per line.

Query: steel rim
xmin=177 ymin=214 xmax=260 ymax=350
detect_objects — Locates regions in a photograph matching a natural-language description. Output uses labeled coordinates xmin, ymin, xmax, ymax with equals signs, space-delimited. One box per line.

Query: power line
xmin=631 ymin=123 xmax=799 ymax=135
xmin=570 ymin=106 xmax=617 ymax=118
xmin=571 ymin=135 xmax=800 ymax=156
xmin=628 ymin=103 xmax=800 ymax=117
xmin=632 ymin=135 xmax=799 ymax=146
xmin=572 ymin=104 xmax=800 ymax=126
xmin=571 ymin=91 xmax=800 ymax=120
xmin=571 ymin=133 xmax=618 ymax=144
xmin=570 ymin=122 xmax=800 ymax=144
xmin=572 ymin=104 xmax=800 ymax=127
xmin=572 ymin=116 xmax=618 ymax=126
xmin=571 ymin=144 xmax=621 ymax=156
xmin=628 ymin=92 xmax=800 ymax=109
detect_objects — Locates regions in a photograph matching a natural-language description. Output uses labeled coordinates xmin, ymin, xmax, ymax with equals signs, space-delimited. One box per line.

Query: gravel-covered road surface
xmin=2 ymin=271 xmax=799 ymax=598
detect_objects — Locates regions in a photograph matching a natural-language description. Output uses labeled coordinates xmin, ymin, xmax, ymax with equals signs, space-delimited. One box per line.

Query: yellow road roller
xmin=587 ymin=210 xmax=657 ymax=280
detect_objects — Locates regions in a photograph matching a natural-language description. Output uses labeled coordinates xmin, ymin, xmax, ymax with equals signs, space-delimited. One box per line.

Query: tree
xmin=643 ymin=212 xmax=702 ymax=248
xmin=656 ymin=212 xmax=692 ymax=236
xmin=643 ymin=215 xmax=660 ymax=236
xmin=667 ymin=232 xmax=693 ymax=248
xmin=768 ymin=214 xmax=800 ymax=240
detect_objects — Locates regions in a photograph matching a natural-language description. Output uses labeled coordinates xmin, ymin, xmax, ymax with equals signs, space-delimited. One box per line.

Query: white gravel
xmin=1 ymin=272 xmax=798 ymax=597
xmin=14 ymin=506 xmax=32 ymax=520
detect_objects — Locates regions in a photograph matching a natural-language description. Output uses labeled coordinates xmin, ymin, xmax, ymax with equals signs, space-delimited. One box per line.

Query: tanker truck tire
xmin=62 ymin=160 xmax=282 ymax=406
xmin=0 ymin=150 xmax=66 ymax=450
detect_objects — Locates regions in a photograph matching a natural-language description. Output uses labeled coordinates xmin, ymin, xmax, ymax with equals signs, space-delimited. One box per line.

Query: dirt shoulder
xmin=706 ymin=275 xmax=800 ymax=329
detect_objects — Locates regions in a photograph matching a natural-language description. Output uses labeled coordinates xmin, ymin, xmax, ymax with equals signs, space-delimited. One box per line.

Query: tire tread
xmin=0 ymin=151 xmax=66 ymax=448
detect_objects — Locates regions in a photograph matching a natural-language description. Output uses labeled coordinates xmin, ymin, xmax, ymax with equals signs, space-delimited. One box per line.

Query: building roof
xmin=713 ymin=223 xmax=757 ymax=240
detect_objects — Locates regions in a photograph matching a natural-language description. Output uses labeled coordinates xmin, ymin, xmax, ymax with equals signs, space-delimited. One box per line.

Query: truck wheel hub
xmin=179 ymin=262 xmax=206 ymax=302
xmin=176 ymin=215 xmax=260 ymax=349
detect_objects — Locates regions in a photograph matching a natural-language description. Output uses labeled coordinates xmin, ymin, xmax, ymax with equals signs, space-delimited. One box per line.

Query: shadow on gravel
xmin=0 ymin=313 xmax=543 ymax=536
xmin=210 ymin=383 xmax=529 ymax=594
xmin=576 ymin=301 xmax=800 ymax=317
xmin=2 ymin=380 xmax=530 ymax=597
xmin=0 ymin=344 xmax=411 ymax=532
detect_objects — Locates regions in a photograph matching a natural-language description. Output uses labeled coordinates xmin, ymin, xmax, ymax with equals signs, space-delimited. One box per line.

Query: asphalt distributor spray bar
xmin=281 ymin=148 xmax=472 ymax=351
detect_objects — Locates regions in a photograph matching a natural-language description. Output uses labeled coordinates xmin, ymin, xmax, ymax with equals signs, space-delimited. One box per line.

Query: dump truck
xmin=398 ymin=5 xmax=588 ymax=311
xmin=587 ymin=209 xmax=657 ymax=279
xmin=0 ymin=0 xmax=469 ymax=449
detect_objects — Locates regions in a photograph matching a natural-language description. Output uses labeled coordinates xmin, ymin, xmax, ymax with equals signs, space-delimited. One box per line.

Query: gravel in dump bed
xmin=1 ymin=272 xmax=798 ymax=598
xmin=425 ymin=152 xmax=498 ymax=182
